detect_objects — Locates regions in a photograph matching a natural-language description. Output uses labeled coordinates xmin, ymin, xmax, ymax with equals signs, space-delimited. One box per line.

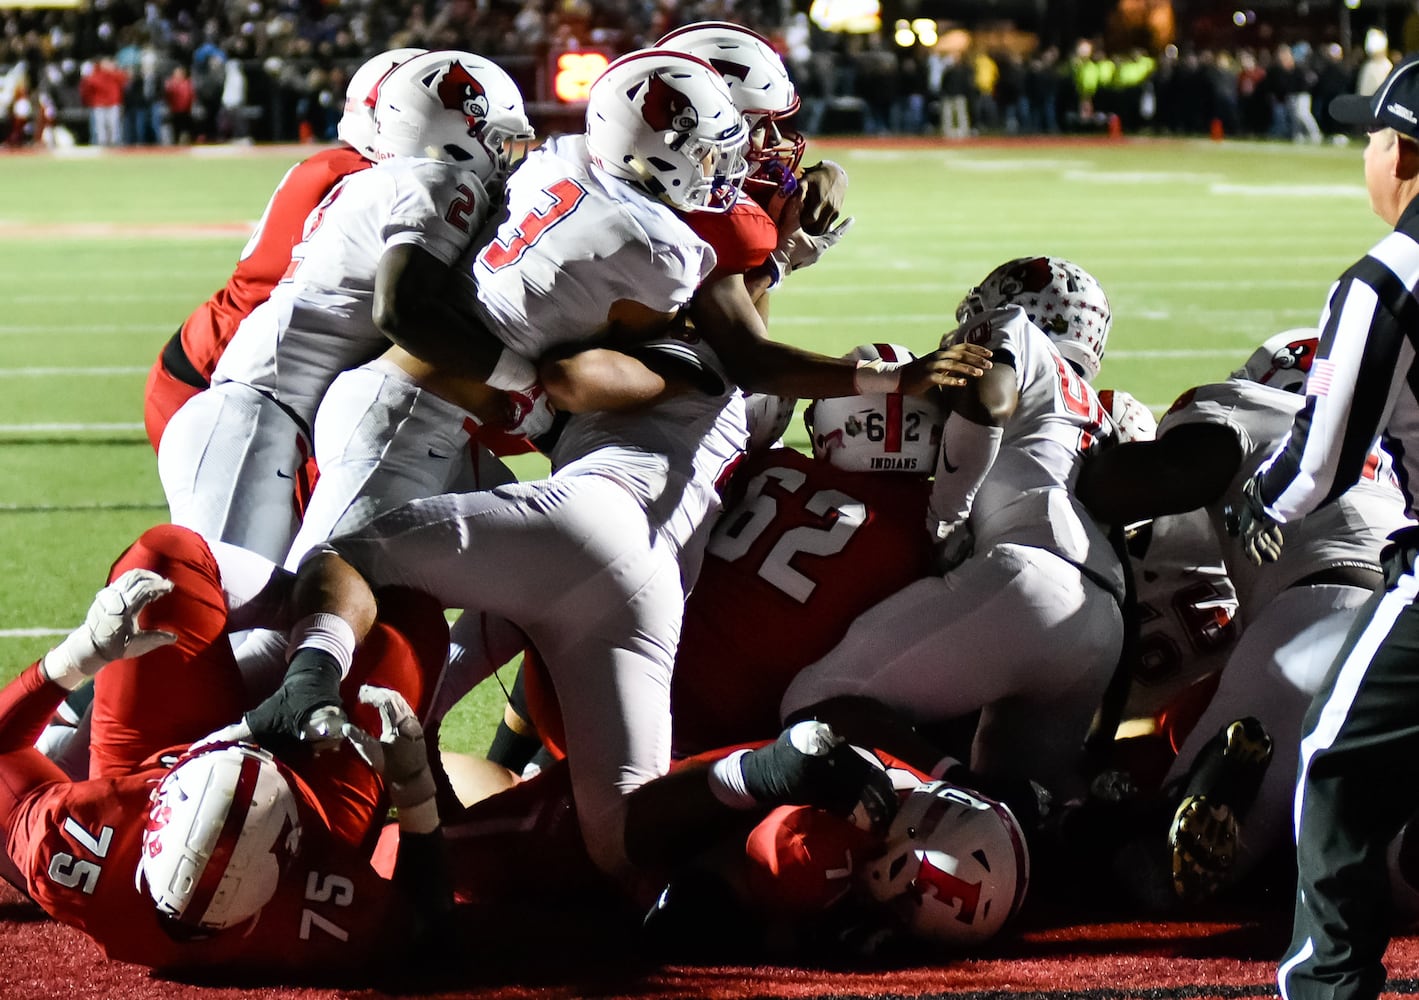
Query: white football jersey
xmin=1122 ymin=509 xmax=1239 ymax=721
xmin=1159 ymin=378 xmax=1413 ymax=612
xmin=551 ymin=334 xmax=748 ymax=586
xmin=450 ymin=134 xmax=715 ymax=360
xmin=213 ymin=156 xmax=490 ymax=424
xmin=951 ymin=305 xmax=1125 ymax=599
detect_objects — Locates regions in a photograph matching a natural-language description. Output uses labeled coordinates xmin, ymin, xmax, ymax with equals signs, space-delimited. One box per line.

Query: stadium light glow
xmin=809 ymin=0 xmax=882 ymax=34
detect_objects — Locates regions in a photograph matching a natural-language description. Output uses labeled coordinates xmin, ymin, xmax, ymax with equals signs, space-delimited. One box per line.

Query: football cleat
xmin=1167 ymin=717 xmax=1273 ymax=904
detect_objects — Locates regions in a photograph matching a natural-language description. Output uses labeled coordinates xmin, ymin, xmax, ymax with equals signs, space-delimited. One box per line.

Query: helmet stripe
xmin=182 ymin=752 xmax=262 ymax=924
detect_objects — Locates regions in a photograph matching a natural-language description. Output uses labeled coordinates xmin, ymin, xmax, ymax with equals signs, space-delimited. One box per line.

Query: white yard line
xmin=0 ymin=325 xmax=157 ymax=336
xmin=0 ymin=367 xmax=147 ymax=376
xmin=0 ymin=422 xmax=144 ymax=432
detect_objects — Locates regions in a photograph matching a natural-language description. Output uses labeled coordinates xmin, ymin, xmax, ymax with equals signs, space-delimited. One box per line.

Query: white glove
xmin=930 ymin=518 xmax=975 ymax=574
xmin=343 ymin=685 xmax=439 ymax=833
xmin=42 ymin=569 xmax=177 ymax=690
xmin=769 ymin=216 xmax=855 ymax=284
xmin=503 ymin=382 xmax=556 ymax=440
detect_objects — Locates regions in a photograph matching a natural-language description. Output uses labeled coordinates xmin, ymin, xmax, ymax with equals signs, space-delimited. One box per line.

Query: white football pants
xmin=782 ymin=541 xmax=1124 ymax=801
xmin=284 ymin=361 xmax=515 ymax=571
xmin=157 ymin=381 xmax=307 ymax=563
xmin=1165 ymin=582 xmax=1372 ymax=885
xmin=324 ymin=475 xmax=685 ymax=878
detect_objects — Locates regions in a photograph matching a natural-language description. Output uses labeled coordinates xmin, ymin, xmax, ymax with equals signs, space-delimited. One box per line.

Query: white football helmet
xmin=338 ymin=47 xmax=427 ymax=159
xmin=957 ymin=256 xmax=1112 ymax=383
xmin=744 ymin=391 xmax=799 ymax=452
xmin=137 ymin=743 xmax=302 ymax=930
xmin=372 ymin=50 xmax=534 ymax=185
xmin=1098 ymin=388 xmax=1158 ymax=443
xmin=656 ymin=22 xmax=804 ymax=193
xmin=804 ymin=344 xmax=943 ymax=474
xmin=585 ymin=48 xmax=750 ymax=213
xmin=862 ymin=782 xmax=1030 ymax=947
xmin=1232 ymin=329 xmax=1320 ymax=394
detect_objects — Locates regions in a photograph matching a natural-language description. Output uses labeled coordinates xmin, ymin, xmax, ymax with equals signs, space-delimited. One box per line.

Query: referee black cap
xmin=1331 ymin=53 xmax=1419 ymax=139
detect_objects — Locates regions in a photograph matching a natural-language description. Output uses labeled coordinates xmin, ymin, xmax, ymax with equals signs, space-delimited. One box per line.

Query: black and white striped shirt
xmin=1255 ymin=195 xmax=1419 ymax=522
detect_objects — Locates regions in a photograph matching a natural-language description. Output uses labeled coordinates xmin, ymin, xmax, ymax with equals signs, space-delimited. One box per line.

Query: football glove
xmin=343 ymin=685 xmax=439 ymax=833
xmin=238 ymin=648 xmax=346 ymax=754
xmin=42 ymin=569 xmax=178 ymax=690
xmin=503 ymin=382 xmax=556 ymax=440
xmin=767 ymin=217 xmax=856 ymax=287
xmin=929 ymin=518 xmax=975 ymax=574
xmin=1225 ymin=476 xmax=1285 ymax=566
xmin=740 ymin=721 xmax=898 ymax=835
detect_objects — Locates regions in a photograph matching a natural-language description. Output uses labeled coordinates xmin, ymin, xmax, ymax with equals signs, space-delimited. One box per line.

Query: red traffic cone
xmin=1107 ymin=113 xmax=1122 ymax=139
xmin=1210 ymin=117 xmax=1224 ymax=141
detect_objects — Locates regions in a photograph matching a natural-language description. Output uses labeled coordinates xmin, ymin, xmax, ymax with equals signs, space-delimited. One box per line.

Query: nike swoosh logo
xmin=276 ymin=469 xmax=293 ymax=480
xmin=427 ymin=448 xmax=450 ymax=460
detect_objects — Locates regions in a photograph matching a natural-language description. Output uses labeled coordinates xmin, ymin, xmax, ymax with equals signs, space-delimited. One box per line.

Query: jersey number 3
xmin=479 ymin=178 xmax=588 ymax=272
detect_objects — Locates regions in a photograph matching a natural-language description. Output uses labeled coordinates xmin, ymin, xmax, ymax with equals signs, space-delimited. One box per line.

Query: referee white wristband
xmin=485 ymin=348 xmax=537 ymax=392
xmin=853 ymin=359 xmax=903 ymax=395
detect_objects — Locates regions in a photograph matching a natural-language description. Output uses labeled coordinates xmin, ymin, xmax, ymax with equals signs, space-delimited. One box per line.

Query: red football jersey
xmin=683 ymin=195 xmax=778 ymax=280
xmin=9 ymin=755 xmax=414 ymax=975
xmin=179 ymin=145 xmax=371 ymax=380
xmin=671 ymin=448 xmax=933 ymax=755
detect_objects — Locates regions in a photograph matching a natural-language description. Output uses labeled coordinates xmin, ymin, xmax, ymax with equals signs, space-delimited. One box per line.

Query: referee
xmin=1234 ymin=54 xmax=1419 ymax=1000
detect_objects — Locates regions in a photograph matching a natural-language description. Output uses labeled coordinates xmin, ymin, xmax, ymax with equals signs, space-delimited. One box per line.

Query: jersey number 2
xmin=707 ymin=465 xmax=867 ymax=603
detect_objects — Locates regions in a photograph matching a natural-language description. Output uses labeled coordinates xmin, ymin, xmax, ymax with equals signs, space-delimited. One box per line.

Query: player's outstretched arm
xmin=1076 ymin=423 xmax=1243 ymax=526
xmin=692 ymin=273 xmax=989 ymax=399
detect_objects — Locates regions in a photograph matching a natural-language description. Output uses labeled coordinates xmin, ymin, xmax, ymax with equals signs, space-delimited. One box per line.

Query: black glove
xmin=740 ymin=721 xmax=898 ymax=834
xmin=242 ymin=648 xmax=344 ymax=753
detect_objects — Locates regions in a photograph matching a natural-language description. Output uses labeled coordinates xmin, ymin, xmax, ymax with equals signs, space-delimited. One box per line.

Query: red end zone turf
xmin=6 ymin=878 xmax=1419 ymax=1000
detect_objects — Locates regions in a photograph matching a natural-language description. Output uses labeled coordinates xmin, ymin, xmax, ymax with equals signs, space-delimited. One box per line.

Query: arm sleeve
xmin=0 ymin=663 xmax=72 ymax=844
xmin=1257 ymin=260 xmax=1411 ymax=521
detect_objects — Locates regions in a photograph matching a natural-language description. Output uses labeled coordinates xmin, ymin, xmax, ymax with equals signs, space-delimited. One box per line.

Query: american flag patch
xmin=1308 ymin=358 xmax=1336 ymax=397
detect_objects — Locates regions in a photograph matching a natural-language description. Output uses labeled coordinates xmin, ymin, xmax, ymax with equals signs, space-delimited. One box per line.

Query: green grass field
xmin=0 ymin=135 xmax=1386 ymax=754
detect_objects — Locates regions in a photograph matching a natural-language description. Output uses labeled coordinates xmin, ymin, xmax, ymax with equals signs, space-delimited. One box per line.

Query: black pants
xmin=1281 ymin=533 xmax=1419 ymax=1000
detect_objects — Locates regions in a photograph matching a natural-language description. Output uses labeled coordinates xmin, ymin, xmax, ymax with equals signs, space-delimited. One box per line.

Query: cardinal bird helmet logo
xmin=640 ymin=73 xmax=699 ymax=134
xmin=436 ymin=61 xmax=491 ymax=134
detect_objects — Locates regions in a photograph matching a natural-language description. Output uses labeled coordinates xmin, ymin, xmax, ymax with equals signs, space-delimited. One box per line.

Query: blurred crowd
xmin=0 ymin=0 xmax=1404 ymax=148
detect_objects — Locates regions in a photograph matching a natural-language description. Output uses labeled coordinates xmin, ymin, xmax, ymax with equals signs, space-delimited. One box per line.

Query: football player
xmin=782 ymin=257 xmax=1126 ymax=806
xmin=142 ymin=47 xmax=425 ymax=454
xmin=0 ymin=524 xmax=454 ymax=975
xmin=280 ymin=48 xmax=742 ymax=573
xmin=670 ymin=343 xmax=943 ymax=756
xmin=384 ymin=732 xmax=1029 ymax=962
xmin=1074 ymin=329 xmax=1410 ymax=904
xmin=157 ymin=51 xmax=533 ymax=563
xmin=1089 ymin=388 xmax=1240 ymax=785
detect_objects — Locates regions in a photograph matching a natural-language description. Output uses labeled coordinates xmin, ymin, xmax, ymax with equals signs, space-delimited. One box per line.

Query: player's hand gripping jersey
xmin=450 ymin=134 xmax=715 ymax=360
